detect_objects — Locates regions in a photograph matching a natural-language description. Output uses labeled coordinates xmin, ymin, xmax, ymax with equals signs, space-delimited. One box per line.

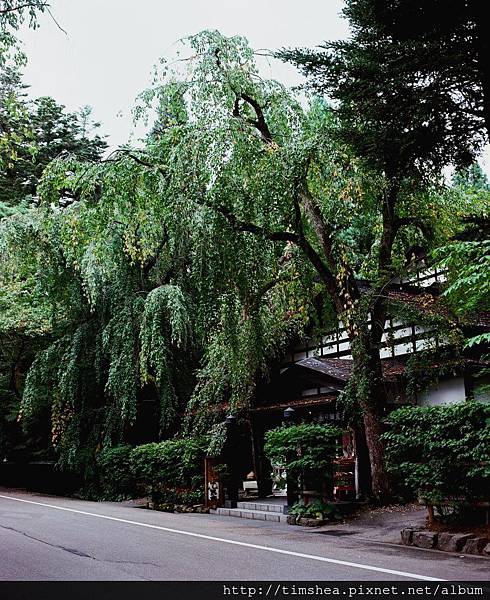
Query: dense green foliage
xmin=359 ymin=0 xmax=490 ymax=139
xmin=0 ymin=95 xmax=107 ymax=208
xmin=276 ymin=0 xmax=490 ymax=497
xmin=264 ymin=423 xmax=341 ymax=491
xmin=0 ymin=28 xmax=485 ymax=501
xmin=1 ymin=31 xmax=322 ymax=473
xmin=0 ymin=84 xmax=107 ymax=208
xmin=95 ymin=444 xmax=135 ymax=501
xmin=288 ymin=498 xmax=342 ymax=522
xmin=130 ymin=437 xmax=208 ymax=505
xmin=0 ymin=0 xmax=489 ymax=506
xmin=434 ymin=165 xmax=490 ymax=347
xmin=279 ymin=0 xmax=487 ymax=175
xmin=0 ymin=92 xmax=107 ymax=464
xmin=382 ymin=402 xmax=490 ymax=506
xmin=438 ymin=241 xmax=489 ymax=319
xmin=87 ymin=437 xmax=208 ymax=503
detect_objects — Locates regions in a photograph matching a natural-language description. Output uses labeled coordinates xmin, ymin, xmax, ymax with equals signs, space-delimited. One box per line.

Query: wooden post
xmin=250 ymin=418 xmax=272 ymax=498
xmin=224 ymin=415 xmax=239 ymax=508
xmin=427 ymin=504 xmax=434 ymax=527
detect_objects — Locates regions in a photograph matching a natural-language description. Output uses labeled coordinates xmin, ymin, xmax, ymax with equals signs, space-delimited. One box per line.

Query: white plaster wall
xmin=380 ymin=347 xmax=393 ymax=359
xmin=338 ymin=340 xmax=351 ymax=353
xmin=394 ymin=341 xmax=414 ymax=356
xmin=418 ymin=377 xmax=465 ymax=407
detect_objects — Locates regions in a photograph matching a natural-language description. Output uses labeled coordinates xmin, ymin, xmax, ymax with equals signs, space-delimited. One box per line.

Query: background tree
xmin=1 ymin=29 xmax=482 ymax=501
xmin=0 ymin=89 xmax=107 ymax=209
xmin=363 ymin=0 xmax=490 ymax=139
xmin=435 ymin=165 xmax=490 ymax=347
xmin=0 ymin=1 xmax=98 ymax=210
xmin=16 ymin=31 xmax=463 ymax=499
xmin=0 ymin=1 xmax=45 ymax=212
xmin=0 ymin=65 xmax=34 ymax=213
xmin=277 ymin=0 xmax=488 ymax=499
xmin=0 ymin=0 xmax=108 ymax=463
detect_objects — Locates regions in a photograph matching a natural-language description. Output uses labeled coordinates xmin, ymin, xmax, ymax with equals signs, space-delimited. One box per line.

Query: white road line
xmin=0 ymin=494 xmax=444 ymax=581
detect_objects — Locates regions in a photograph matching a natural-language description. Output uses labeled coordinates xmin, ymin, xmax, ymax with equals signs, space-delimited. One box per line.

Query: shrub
xmin=382 ymin=401 xmax=490 ymax=507
xmin=150 ymin=487 xmax=203 ymax=507
xmin=96 ymin=445 xmax=136 ymax=501
xmin=264 ymin=423 xmax=342 ymax=493
xmin=289 ymin=499 xmax=342 ymax=521
xmin=130 ymin=436 xmax=208 ymax=505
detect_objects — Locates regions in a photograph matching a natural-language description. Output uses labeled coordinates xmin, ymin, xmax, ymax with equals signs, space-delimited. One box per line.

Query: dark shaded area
xmin=0 ymin=461 xmax=81 ymax=495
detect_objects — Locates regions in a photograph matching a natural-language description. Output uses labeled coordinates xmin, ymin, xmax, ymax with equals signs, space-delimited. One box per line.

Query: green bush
xmin=96 ymin=445 xmax=136 ymax=501
xmin=289 ymin=499 xmax=342 ymax=521
xmin=150 ymin=487 xmax=203 ymax=507
xmin=264 ymin=423 xmax=342 ymax=492
xmin=382 ymin=401 xmax=490 ymax=507
xmin=130 ymin=436 xmax=208 ymax=504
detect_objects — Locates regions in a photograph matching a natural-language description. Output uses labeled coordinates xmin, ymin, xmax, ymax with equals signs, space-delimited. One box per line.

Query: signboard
xmin=204 ymin=457 xmax=224 ymax=509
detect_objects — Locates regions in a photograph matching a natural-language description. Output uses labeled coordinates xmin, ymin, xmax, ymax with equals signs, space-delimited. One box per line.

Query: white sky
xmin=19 ymin=0 xmax=348 ymax=149
xmin=18 ymin=0 xmax=490 ymax=174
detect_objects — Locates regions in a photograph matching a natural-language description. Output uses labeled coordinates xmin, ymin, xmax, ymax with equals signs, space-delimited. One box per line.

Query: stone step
xmin=237 ymin=501 xmax=287 ymax=513
xmin=211 ymin=507 xmax=288 ymax=523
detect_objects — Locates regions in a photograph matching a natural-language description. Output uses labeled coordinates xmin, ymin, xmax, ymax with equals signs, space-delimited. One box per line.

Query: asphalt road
xmin=0 ymin=488 xmax=489 ymax=581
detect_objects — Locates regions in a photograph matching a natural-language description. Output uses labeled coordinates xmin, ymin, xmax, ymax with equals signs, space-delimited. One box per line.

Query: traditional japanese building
xmin=215 ymin=267 xmax=490 ymax=510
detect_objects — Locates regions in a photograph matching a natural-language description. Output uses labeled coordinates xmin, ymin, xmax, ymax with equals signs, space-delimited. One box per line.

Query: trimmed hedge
xmin=382 ymin=401 xmax=490 ymax=507
xmin=130 ymin=437 xmax=208 ymax=505
xmin=94 ymin=437 xmax=208 ymax=504
xmin=264 ymin=423 xmax=342 ymax=492
xmin=96 ymin=444 xmax=135 ymax=501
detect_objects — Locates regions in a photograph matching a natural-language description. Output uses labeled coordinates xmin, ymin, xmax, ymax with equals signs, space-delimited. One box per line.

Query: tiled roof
xmin=386 ymin=289 xmax=453 ymax=319
xmin=252 ymin=394 xmax=337 ymax=412
xmin=293 ymin=357 xmax=352 ymax=381
xmin=468 ymin=312 xmax=490 ymax=328
xmin=386 ymin=288 xmax=490 ymax=330
xmin=291 ymin=355 xmax=489 ymax=384
xmin=291 ymin=357 xmax=406 ymax=383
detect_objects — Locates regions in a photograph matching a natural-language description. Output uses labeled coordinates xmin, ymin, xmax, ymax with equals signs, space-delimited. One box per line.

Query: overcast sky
xmin=18 ymin=1 xmax=490 ymax=173
xmin=20 ymin=1 xmax=348 ymax=149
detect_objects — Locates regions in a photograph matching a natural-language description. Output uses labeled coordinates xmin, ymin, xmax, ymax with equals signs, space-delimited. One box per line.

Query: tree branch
xmin=396 ymin=216 xmax=432 ymax=239
xmin=141 ymin=227 xmax=169 ymax=277
xmin=0 ymin=1 xmax=47 ymax=14
xmin=370 ymin=183 xmax=400 ymax=345
xmin=241 ymin=93 xmax=273 ymax=143
xmin=298 ymin=184 xmax=360 ymax=310
xmin=116 ymin=149 xmax=166 ymax=173
xmin=234 ymin=93 xmax=273 ymax=144
xmin=211 ymin=201 xmax=299 ymax=244
xmin=45 ymin=5 xmax=66 ymax=34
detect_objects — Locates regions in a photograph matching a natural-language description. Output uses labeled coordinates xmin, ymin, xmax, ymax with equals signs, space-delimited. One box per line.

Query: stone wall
xmin=401 ymin=527 xmax=490 ymax=557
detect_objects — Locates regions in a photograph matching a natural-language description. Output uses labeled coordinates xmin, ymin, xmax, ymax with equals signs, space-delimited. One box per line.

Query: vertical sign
xmin=204 ymin=457 xmax=224 ymax=509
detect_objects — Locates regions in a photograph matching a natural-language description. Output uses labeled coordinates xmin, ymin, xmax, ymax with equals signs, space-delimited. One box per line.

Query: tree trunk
xmin=361 ymin=403 xmax=391 ymax=501
xmin=298 ymin=181 xmax=394 ymax=502
xmin=350 ymin=330 xmax=392 ymax=503
xmin=353 ymin=424 xmax=372 ymax=498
